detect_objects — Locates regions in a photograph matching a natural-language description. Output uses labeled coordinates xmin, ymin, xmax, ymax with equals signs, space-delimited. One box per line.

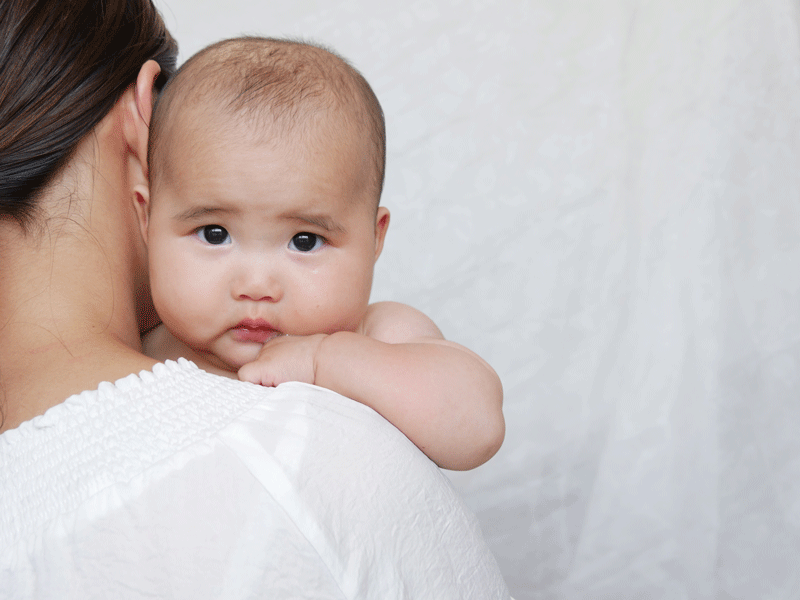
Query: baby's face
xmin=143 ymin=114 xmax=388 ymax=373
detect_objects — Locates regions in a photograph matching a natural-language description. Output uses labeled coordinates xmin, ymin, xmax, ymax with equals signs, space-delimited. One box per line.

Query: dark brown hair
xmin=0 ymin=0 xmax=178 ymax=229
xmin=149 ymin=37 xmax=386 ymax=203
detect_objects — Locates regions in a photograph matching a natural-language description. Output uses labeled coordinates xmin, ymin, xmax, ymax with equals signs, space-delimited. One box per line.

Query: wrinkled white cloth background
xmin=156 ymin=1 xmax=800 ymax=597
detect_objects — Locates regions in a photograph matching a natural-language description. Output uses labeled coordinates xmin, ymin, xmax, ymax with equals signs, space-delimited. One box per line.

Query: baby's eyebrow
xmin=286 ymin=213 xmax=346 ymax=233
xmin=173 ymin=205 xmax=238 ymax=222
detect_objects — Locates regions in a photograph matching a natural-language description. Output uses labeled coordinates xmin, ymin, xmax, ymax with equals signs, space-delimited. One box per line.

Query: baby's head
xmin=148 ymin=36 xmax=386 ymax=206
xmin=138 ymin=37 xmax=391 ymax=372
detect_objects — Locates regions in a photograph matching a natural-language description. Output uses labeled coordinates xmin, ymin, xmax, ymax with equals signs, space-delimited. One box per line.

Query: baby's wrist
xmin=313 ymin=331 xmax=359 ymax=388
xmin=310 ymin=332 xmax=331 ymax=385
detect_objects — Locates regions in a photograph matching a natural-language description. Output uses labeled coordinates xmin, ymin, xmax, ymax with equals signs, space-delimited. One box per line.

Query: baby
xmin=136 ymin=37 xmax=504 ymax=470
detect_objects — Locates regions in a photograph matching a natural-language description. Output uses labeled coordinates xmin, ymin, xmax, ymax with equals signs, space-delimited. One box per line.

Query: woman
xmin=0 ymin=1 xmax=509 ymax=598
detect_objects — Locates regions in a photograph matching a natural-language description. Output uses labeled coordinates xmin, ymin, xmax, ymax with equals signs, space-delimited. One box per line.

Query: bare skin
xmin=240 ymin=301 xmax=505 ymax=470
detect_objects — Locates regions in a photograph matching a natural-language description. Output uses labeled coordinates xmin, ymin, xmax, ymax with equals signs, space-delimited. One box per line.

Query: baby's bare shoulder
xmin=361 ymin=301 xmax=443 ymax=343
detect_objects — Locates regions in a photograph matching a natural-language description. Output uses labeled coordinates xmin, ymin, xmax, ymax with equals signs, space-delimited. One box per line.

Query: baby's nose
xmin=233 ymin=266 xmax=282 ymax=302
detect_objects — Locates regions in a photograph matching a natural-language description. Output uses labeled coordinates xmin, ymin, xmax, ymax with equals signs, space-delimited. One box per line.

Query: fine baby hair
xmin=148 ymin=36 xmax=386 ymax=204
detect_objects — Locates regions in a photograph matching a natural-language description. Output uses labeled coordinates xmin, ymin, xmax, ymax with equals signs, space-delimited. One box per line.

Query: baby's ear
xmin=133 ymin=184 xmax=150 ymax=244
xmin=374 ymin=206 xmax=390 ymax=260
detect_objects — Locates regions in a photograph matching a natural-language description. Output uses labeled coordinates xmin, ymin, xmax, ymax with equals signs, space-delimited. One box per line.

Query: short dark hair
xmin=0 ymin=0 xmax=178 ymax=230
xmin=149 ymin=37 xmax=386 ymax=204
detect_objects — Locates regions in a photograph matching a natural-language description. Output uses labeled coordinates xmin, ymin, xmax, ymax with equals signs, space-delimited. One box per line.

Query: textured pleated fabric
xmin=1 ymin=359 xmax=509 ymax=599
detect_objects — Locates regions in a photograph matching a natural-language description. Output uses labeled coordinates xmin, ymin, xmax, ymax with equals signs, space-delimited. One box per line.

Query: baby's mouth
xmin=231 ymin=319 xmax=281 ymax=344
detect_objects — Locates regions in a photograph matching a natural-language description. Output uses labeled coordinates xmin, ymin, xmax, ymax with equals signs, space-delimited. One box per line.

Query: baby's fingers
xmin=238 ymin=360 xmax=277 ymax=386
xmin=237 ymin=333 xmax=325 ymax=387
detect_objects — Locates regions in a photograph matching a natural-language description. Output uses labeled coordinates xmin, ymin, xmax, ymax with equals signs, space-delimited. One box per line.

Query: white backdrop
xmin=155 ymin=1 xmax=800 ymax=598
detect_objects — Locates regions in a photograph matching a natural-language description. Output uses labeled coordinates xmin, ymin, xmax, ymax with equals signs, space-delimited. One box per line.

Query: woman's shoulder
xmin=0 ymin=360 xmax=260 ymax=543
xmin=0 ymin=360 xmax=509 ymax=598
xmin=0 ymin=359 xmax=419 ymax=551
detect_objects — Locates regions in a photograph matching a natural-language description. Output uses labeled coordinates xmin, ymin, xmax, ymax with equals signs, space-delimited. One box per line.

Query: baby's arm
xmin=238 ymin=301 xmax=504 ymax=470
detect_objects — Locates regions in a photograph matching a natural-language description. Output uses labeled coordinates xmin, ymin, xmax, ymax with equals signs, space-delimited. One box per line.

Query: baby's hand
xmin=237 ymin=333 xmax=327 ymax=387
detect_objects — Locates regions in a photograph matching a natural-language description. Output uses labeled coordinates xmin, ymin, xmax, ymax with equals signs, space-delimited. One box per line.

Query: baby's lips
xmin=231 ymin=323 xmax=281 ymax=344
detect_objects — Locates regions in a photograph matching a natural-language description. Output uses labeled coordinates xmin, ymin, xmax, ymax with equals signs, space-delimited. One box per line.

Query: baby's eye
xmin=289 ymin=232 xmax=324 ymax=252
xmin=196 ymin=225 xmax=230 ymax=245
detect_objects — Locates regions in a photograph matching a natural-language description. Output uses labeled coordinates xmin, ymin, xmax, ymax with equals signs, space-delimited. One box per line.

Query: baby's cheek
xmin=149 ymin=271 xmax=194 ymax=329
xmin=147 ymin=273 xmax=169 ymax=317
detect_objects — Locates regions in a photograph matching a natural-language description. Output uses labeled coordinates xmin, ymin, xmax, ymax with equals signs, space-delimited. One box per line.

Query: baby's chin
xmin=199 ymin=344 xmax=262 ymax=377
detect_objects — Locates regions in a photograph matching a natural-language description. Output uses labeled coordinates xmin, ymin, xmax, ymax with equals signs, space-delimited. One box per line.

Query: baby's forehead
xmin=169 ymin=95 xmax=361 ymax=156
xmin=157 ymin=104 xmax=380 ymax=207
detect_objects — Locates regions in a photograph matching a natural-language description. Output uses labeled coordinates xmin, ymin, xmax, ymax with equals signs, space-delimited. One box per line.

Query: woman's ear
xmin=133 ymin=60 xmax=161 ymax=175
xmin=135 ymin=60 xmax=162 ymax=124
xmin=122 ymin=60 xmax=161 ymax=184
xmin=122 ymin=60 xmax=161 ymax=247
xmin=374 ymin=206 xmax=390 ymax=260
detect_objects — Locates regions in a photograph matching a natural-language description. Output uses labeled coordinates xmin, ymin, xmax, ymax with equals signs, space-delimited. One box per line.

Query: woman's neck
xmin=0 ymin=220 xmax=156 ymax=432
xmin=0 ymin=153 xmax=156 ymax=433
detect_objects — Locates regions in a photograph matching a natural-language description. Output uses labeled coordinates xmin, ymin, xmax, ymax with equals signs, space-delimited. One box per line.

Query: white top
xmin=0 ymin=359 xmax=509 ymax=599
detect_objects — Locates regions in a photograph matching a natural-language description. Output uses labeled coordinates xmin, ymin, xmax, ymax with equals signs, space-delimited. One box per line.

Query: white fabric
xmin=0 ymin=359 xmax=509 ymax=599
